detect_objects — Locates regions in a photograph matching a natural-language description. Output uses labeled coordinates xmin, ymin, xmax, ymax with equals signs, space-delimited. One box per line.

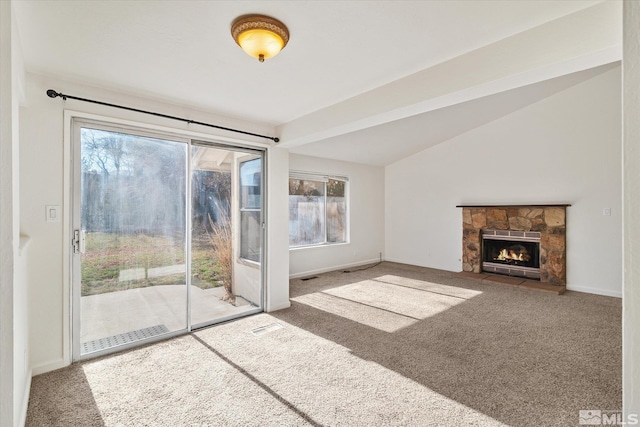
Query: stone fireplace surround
xmin=459 ymin=205 xmax=568 ymax=286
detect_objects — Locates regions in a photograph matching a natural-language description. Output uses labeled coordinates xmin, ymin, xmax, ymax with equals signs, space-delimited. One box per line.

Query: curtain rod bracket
xmin=46 ymin=89 xmax=280 ymax=143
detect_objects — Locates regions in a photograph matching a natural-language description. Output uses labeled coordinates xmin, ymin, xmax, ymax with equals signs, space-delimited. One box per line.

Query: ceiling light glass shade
xmin=231 ymin=15 xmax=289 ymax=63
xmin=237 ymin=29 xmax=284 ymax=61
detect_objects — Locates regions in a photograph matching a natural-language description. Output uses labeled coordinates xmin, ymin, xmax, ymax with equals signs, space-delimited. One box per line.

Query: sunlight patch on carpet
xmin=292 ymin=276 xmax=482 ymax=332
xmin=374 ymin=275 xmax=483 ymax=299
xmin=291 ymin=292 xmax=417 ymax=332
xmin=323 ymin=280 xmax=471 ymax=321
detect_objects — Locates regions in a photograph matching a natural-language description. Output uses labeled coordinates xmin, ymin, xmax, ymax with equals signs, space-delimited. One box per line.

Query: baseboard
xmin=19 ymin=368 xmax=32 ymax=427
xmin=566 ymin=285 xmax=622 ymax=298
xmin=266 ymin=300 xmax=291 ymax=312
xmin=381 ymin=257 xmax=421 ymax=266
xmin=32 ymin=358 xmax=69 ymax=376
xmin=289 ymin=258 xmax=381 ymax=279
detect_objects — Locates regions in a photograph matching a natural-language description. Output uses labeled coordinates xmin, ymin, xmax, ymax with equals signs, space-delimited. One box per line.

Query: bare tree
xmin=81 ymin=129 xmax=127 ymax=176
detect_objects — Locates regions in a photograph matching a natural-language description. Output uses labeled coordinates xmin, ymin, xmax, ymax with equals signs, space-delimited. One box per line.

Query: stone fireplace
xmin=459 ymin=205 xmax=568 ymax=286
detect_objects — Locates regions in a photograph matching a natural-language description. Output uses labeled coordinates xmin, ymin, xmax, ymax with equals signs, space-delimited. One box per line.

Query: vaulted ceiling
xmin=12 ymin=0 xmax=621 ymax=165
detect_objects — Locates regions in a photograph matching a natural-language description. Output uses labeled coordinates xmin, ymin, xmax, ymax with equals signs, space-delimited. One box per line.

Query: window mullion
xmin=323 ymin=181 xmax=328 ymax=245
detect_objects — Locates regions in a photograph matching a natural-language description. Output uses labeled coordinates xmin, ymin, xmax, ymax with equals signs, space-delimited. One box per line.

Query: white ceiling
xmin=13 ymin=0 xmax=614 ymax=165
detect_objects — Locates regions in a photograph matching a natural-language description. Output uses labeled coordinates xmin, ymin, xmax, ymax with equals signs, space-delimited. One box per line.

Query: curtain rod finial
xmin=46 ymin=89 xmax=59 ymax=98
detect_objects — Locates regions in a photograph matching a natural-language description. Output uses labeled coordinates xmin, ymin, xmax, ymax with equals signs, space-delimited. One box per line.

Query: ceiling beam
xmin=277 ymin=1 xmax=621 ymax=149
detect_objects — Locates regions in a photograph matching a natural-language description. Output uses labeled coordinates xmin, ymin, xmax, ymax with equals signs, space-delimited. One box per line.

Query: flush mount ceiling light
xmin=231 ymin=14 xmax=289 ymax=63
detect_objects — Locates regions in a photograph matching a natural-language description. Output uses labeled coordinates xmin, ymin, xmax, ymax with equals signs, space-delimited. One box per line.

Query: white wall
xmin=623 ymin=0 xmax=640 ymax=414
xmin=266 ymin=146 xmax=290 ymax=311
xmin=14 ymin=238 xmax=30 ymax=427
xmin=289 ymin=154 xmax=385 ymax=278
xmin=20 ymin=72 xmax=289 ymax=374
xmin=1 ymin=1 xmax=31 ymax=426
xmin=12 ymin=8 xmax=30 ymax=424
xmin=0 ymin=3 xmax=17 ymax=425
xmin=386 ymin=65 xmax=621 ymax=297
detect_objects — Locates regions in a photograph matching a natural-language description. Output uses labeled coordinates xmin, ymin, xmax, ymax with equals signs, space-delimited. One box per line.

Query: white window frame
xmin=288 ymin=171 xmax=349 ymax=249
xmin=238 ymin=155 xmax=263 ymax=264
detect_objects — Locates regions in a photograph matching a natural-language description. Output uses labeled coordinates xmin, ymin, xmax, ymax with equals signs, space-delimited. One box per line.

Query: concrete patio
xmin=80 ymin=284 xmax=257 ymax=353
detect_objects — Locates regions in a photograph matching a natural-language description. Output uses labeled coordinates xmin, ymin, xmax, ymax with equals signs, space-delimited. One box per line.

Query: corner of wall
xmin=2 ymin=1 xmax=33 ymax=425
xmin=623 ymin=0 xmax=640 ymax=415
xmin=18 ymin=367 xmax=31 ymax=427
xmin=266 ymin=146 xmax=290 ymax=311
xmin=11 ymin=2 xmax=26 ymax=106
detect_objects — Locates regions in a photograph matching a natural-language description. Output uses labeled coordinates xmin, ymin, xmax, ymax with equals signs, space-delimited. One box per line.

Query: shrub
xmin=208 ymin=213 xmax=233 ymax=303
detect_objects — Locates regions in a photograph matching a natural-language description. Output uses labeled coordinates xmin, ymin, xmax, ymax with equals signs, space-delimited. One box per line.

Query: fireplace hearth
xmin=458 ymin=205 xmax=568 ymax=286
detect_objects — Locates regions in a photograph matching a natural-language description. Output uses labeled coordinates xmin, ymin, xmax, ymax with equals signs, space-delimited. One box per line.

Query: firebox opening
xmin=482 ymin=239 xmax=540 ymax=269
xmin=481 ymin=229 xmax=541 ymax=280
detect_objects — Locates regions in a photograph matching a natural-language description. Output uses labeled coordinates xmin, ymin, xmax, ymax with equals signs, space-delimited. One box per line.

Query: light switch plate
xmin=46 ymin=205 xmax=61 ymax=222
xmin=603 ymin=208 xmax=611 ymax=216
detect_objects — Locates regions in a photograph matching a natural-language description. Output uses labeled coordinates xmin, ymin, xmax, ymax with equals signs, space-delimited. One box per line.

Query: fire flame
xmin=497 ymin=248 xmax=524 ymax=261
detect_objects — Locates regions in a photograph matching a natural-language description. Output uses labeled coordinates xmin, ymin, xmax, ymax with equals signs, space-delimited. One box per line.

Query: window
xmin=288 ymin=172 xmax=347 ymax=248
xmin=240 ymin=158 xmax=261 ymax=262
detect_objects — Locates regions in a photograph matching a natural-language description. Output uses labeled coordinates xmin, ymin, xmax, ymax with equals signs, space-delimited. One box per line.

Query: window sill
xmin=237 ymin=257 xmax=260 ymax=269
xmin=289 ymin=242 xmax=350 ymax=251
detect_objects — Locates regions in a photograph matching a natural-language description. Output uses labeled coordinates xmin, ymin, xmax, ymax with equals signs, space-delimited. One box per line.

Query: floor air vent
xmin=82 ymin=324 xmax=169 ymax=354
xmin=251 ymin=323 xmax=283 ymax=336
xmin=300 ymin=276 xmax=318 ymax=281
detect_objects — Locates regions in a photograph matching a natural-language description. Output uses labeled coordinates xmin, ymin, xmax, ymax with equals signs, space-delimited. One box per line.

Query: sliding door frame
xmin=68 ymin=114 xmax=267 ymax=362
xmin=190 ymin=140 xmax=266 ymax=331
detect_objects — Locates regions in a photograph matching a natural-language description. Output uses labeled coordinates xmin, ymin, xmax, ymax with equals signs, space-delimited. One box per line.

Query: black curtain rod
xmin=46 ymin=89 xmax=279 ymax=143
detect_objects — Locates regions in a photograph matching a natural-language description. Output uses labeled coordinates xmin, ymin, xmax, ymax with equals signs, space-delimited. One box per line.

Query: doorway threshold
xmin=82 ymin=324 xmax=169 ymax=354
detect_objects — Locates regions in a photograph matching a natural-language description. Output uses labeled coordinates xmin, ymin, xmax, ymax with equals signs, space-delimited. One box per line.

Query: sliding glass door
xmin=189 ymin=144 xmax=263 ymax=328
xmin=72 ymin=121 xmax=264 ymax=360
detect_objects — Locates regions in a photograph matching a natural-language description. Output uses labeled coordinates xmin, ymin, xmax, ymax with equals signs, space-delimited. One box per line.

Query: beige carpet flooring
xmin=26 ymin=262 xmax=621 ymax=426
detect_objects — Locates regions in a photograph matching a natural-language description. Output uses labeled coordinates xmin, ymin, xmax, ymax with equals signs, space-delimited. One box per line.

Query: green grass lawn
xmin=81 ymin=232 xmax=223 ymax=296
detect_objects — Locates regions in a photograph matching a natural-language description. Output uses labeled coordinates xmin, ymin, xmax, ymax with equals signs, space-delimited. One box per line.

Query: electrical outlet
xmin=603 ymin=208 xmax=611 ymax=216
